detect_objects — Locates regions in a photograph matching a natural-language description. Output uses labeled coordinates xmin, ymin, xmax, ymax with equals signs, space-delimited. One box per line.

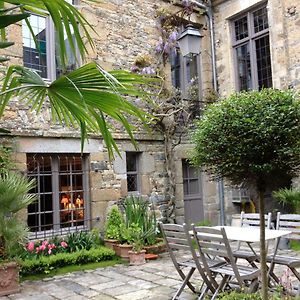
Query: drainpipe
xmin=190 ymin=0 xmax=226 ymax=225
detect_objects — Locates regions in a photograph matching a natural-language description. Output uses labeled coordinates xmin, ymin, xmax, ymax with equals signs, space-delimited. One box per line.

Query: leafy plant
xmin=123 ymin=195 xmax=157 ymax=245
xmin=105 ymin=206 xmax=124 ymax=240
xmin=191 ymin=88 xmax=300 ymax=300
xmin=66 ymin=231 xmax=99 ymax=252
xmin=0 ymin=172 xmax=36 ymax=260
xmin=19 ymin=246 xmax=115 ymax=275
xmin=273 ymin=188 xmax=300 ymax=213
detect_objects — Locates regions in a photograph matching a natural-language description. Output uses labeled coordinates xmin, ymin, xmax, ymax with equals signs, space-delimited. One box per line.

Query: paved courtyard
xmin=1 ymin=249 xmax=299 ymax=300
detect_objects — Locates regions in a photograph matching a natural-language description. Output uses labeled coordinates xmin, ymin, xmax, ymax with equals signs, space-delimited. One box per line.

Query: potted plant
xmin=0 ymin=172 xmax=36 ymax=296
xmin=128 ymin=226 xmax=146 ymax=266
xmin=104 ymin=205 xmax=124 ymax=252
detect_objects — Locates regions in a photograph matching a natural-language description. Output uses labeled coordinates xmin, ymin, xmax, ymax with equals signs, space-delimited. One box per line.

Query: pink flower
xmin=61 ymin=241 xmax=68 ymax=248
xmin=35 ymin=247 xmax=40 ymax=253
xmin=39 ymin=244 xmax=46 ymax=251
xmin=48 ymin=249 xmax=52 ymax=255
xmin=42 ymin=240 xmax=49 ymax=247
xmin=27 ymin=242 xmax=35 ymax=252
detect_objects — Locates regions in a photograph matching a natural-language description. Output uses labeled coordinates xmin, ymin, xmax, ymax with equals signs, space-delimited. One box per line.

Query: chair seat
xmin=211 ymin=263 xmax=260 ymax=280
xmin=233 ymin=249 xmax=258 ymax=261
xmin=267 ymin=255 xmax=300 ymax=268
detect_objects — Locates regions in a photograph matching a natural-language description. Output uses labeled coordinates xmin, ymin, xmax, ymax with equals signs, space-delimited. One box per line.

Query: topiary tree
xmin=191 ymin=88 xmax=300 ymax=300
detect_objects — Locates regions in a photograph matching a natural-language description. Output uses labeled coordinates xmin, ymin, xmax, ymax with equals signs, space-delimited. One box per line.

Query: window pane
xmin=55 ymin=27 xmax=76 ymax=78
xmin=22 ymin=15 xmax=47 ymax=78
xmin=188 ymin=179 xmax=200 ymax=194
xmin=170 ymin=50 xmax=181 ymax=88
xmin=253 ymin=7 xmax=269 ymax=33
xmin=127 ymin=174 xmax=138 ymax=192
xmin=126 ymin=153 xmax=137 ymax=172
xmin=186 ymin=55 xmax=198 ymax=83
xmin=236 ymin=44 xmax=252 ymax=90
xmin=59 ymin=156 xmax=70 ymax=172
xmin=234 ymin=16 xmax=248 ymax=41
xmin=39 ymin=175 xmax=52 ymax=193
xmin=255 ymin=35 xmax=272 ymax=89
xmin=40 ymin=194 xmax=53 ymax=211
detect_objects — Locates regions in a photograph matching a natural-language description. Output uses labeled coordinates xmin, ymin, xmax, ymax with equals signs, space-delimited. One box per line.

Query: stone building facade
xmin=0 ymin=0 xmax=299 ymax=236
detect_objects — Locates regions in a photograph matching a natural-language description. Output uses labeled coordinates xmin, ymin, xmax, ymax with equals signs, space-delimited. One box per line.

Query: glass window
xmin=232 ymin=6 xmax=272 ymax=91
xmin=22 ymin=15 xmax=47 ymax=78
xmin=126 ymin=152 xmax=140 ymax=192
xmin=27 ymin=154 xmax=89 ymax=237
xmin=22 ymin=2 xmax=78 ymax=80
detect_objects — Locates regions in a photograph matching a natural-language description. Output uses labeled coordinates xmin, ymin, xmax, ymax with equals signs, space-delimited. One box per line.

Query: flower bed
xmin=19 ymin=247 xmax=115 ymax=275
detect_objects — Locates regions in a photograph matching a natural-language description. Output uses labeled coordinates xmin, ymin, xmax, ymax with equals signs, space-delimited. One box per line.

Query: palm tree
xmin=0 ymin=172 xmax=36 ymax=259
xmin=0 ymin=0 xmax=152 ymax=158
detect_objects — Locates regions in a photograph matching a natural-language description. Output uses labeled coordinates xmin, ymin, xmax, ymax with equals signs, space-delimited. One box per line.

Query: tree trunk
xmin=258 ymin=182 xmax=268 ymax=300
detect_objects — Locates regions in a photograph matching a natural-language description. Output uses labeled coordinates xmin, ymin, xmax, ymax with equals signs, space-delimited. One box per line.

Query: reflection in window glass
xmin=236 ymin=44 xmax=252 ymax=91
xmin=22 ymin=15 xmax=47 ymax=78
xmin=55 ymin=26 xmax=77 ymax=77
xmin=234 ymin=16 xmax=248 ymax=41
xmin=253 ymin=7 xmax=269 ymax=33
xmin=256 ymin=36 xmax=272 ymax=89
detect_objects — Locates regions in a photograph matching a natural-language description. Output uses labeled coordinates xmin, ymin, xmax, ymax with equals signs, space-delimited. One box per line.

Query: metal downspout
xmin=191 ymin=0 xmax=226 ymax=225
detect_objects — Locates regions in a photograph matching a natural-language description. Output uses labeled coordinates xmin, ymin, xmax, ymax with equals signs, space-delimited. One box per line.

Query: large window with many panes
xmin=126 ymin=152 xmax=140 ymax=193
xmin=27 ymin=154 xmax=89 ymax=238
xmin=22 ymin=0 xmax=77 ymax=80
xmin=232 ymin=5 xmax=272 ymax=91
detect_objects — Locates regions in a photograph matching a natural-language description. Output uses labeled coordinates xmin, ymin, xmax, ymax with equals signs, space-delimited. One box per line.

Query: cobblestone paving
xmin=1 ymin=249 xmax=299 ymax=300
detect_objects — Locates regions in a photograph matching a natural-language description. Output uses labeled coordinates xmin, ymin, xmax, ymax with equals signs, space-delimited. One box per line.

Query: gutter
xmin=190 ymin=0 xmax=226 ymax=225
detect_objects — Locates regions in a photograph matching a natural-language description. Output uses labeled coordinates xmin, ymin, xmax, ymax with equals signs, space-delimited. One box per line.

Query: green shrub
xmin=105 ymin=206 xmax=124 ymax=240
xmin=19 ymin=246 xmax=115 ymax=275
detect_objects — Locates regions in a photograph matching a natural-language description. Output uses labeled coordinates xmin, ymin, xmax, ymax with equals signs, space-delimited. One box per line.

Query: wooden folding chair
xmin=233 ymin=212 xmax=272 ymax=264
xmin=193 ymin=226 xmax=260 ymax=300
xmin=159 ymin=222 xmax=199 ymax=299
xmin=182 ymin=223 xmax=227 ymax=299
xmin=267 ymin=213 xmax=300 ymax=289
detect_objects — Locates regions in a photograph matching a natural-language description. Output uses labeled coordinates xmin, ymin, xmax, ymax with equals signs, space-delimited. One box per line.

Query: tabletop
xmin=214 ymin=226 xmax=291 ymax=243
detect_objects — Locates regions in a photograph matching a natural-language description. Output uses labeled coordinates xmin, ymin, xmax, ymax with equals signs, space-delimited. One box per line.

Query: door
xmin=182 ymin=159 xmax=204 ymax=224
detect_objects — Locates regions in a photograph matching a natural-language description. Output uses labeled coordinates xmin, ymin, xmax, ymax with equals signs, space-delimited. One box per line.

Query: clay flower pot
xmin=104 ymin=239 xmax=119 ymax=250
xmin=128 ymin=250 xmax=146 ymax=265
xmin=0 ymin=262 xmax=20 ymax=296
xmin=119 ymin=244 xmax=133 ymax=259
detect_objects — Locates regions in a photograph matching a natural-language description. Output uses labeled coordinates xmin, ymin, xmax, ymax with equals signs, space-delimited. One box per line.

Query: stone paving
xmin=1 ymin=249 xmax=299 ymax=300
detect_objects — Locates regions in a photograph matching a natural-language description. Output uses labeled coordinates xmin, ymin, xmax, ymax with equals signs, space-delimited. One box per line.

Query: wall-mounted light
xmin=177 ymin=24 xmax=202 ymax=57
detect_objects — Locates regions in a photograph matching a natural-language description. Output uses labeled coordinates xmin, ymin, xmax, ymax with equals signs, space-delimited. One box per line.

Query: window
xmin=126 ymin=152 xmax=140 ymax=192
xmin=232 ymin=6 xmax=272 ymax=91
xmin=22 ymin=0 xmax=77 ymax=80
xmin=27 ymin=154 xmax=89 ymax=238
xmin=170 ymin=49 xmax=199 ymax=92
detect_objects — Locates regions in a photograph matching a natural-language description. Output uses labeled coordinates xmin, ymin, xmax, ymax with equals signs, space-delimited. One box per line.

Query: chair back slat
xmin=192 ymin=226 xmax=244 ymax=286
xmin=276 ymin=213 xmax=300 ymax=241
xmin=241 ymin=212 xmax=272 ymax=228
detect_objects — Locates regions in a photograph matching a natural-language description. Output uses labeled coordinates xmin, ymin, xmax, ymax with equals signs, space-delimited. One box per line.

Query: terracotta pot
xmin=112 ymin=243 xmax=121 ymax=256
xmin=128 ymin=250 xmax=146 ymax=265
xmin=118 ymin=244 xmax=133 ymax=259
xmin=144 ymin=239 xmax=166 ymax=254
xmin=104 ymin=239 xmax=119 ymax=250
xmin=0 ymin=262 xmax=20 ymax=296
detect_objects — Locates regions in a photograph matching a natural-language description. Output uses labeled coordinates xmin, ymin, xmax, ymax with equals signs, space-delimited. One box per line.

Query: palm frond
xmin=4 ymin=0 xmax=96 ymax=67
xmin=0 ymin=62 xmax=155 ymax=159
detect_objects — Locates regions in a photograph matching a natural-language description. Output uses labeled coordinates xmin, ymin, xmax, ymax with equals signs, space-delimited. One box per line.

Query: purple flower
xmin=168 ymin=31 xmax=178 ymax=43
xmin=130 ymin=65 xmax=139 ymax=73
xmin=141 ymin=67 xmax=155 ymax=75
xmin=182 ymin=0 xmax=189 ymax=7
